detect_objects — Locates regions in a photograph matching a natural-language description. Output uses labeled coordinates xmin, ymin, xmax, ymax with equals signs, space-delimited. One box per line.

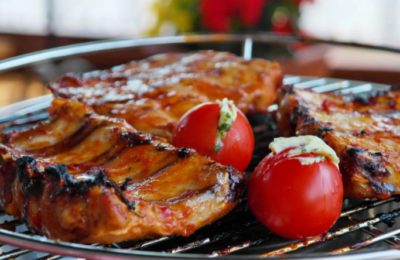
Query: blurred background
xmin=1 ymin=0 xmax=400 ymax=108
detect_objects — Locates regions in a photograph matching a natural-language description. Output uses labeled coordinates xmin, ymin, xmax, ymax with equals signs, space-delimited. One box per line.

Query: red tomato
xmin=172 ymin=101 xmax=254 ymax=171
xmin=248 ymin=149 xmax=343 ymax=239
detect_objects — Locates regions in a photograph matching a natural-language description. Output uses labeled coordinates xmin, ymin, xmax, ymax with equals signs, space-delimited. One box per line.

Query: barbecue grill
xmin=0 ymin=34 xmax=400 ymax=259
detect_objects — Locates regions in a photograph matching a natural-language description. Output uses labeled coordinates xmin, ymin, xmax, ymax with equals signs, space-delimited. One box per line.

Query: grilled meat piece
xmin=0 ymin=98 xmax=245 ymax=243
xmin=277 ymin=86 xmax=400 ymax=199
xmin=49 ymin=50 xmax=282 ymax=140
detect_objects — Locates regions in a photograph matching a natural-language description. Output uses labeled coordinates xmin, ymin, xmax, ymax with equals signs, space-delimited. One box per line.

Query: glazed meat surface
xmin=277 ymin=86 xmax=400 ymax=199
xmin=0 ymin=98 xmax=245 ymax=243
xmin=49 ymin=50 xmax=282 ymax=140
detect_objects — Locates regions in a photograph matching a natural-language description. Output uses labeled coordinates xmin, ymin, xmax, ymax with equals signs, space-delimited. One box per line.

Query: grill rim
xmin=0 ymin=33 xmax=400 ymax=73
xmin=0 ymin=220 xmax=399 ymax=260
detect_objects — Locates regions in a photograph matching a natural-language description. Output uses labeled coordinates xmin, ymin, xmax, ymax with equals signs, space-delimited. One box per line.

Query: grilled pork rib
xmin=49 ymin=50 xmax=282 ymax=140
xmin=277 ymin=86 xmax=400 ymax=199
xmin=0 ymin=99 xmax=245 ymax=243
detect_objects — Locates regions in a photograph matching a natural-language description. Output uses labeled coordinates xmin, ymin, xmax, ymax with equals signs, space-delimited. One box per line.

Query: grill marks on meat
xmin=0 ymin=51 xmax=281 ymax=243
xmin=277 ymin=86 xmax=400 ymax=199
xmin=0 ymin=99 xmax=245 ymax=243
xmin=49 ymin=50 xmax=282 ymax=140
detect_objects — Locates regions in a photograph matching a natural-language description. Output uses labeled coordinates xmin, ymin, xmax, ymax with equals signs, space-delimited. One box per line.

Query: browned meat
xmin=0 ymin=98 xmax=245 ymax=243
xmin=49 ymin=50 xmax=282 ymax=140
xmin=277 ymin=86 xmax=400 ymax=199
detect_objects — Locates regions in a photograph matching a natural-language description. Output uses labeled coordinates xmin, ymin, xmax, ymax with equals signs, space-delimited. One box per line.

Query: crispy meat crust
xmin=277 ymin=86 xmax=400 ymax=199
xmin=49 ymin=50 xmax=282 ymax=140
xmin=0 ymin=99 xmax=245 ymax=243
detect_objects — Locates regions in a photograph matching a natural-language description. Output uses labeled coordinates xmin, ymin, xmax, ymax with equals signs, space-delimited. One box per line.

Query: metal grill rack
xmin=0 ymin=75 xmax=398 ymax=259
xmin=0 ymin=34 xmax=399 ymax=259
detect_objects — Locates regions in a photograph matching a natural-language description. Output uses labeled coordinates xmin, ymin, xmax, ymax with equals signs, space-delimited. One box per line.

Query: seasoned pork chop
xmin=0 ymin=99 xmax=245 ymax=243
xmin=277 ymin=86 xmax=400 ymax=199
xmin=49 ymin=50 xmax=282 ymax=139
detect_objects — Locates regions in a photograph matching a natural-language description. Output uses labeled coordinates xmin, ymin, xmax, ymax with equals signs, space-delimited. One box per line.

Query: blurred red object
xmin=200 ymin=0 xmax=266 ymax=32
xmin=238 ymin=0 xmax=266 ymax=26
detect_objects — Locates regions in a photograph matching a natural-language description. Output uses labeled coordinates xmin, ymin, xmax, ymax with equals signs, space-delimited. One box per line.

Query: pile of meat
xmin=1 ymin=49 xmax=399 ymax=244
xmin=0 ymin=51 xmax=282 ymax=243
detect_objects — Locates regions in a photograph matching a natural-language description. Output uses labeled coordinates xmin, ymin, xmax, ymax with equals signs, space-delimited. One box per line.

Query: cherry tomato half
xmin=172 ymin=101 xmax=254 ymax=171
xmin=248 ymin=150 xmax=343 ymax=239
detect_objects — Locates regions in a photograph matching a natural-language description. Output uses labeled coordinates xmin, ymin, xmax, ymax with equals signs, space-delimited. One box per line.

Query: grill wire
xmin=0 ymin=75 xmax=399 ymax=259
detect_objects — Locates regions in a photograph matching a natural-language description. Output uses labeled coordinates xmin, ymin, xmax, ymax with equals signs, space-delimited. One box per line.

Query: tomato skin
xmin=248 ymin=152 xmax=343 ymax=239
xmin=172 ymin=102 xmax=254 ymax=171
